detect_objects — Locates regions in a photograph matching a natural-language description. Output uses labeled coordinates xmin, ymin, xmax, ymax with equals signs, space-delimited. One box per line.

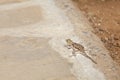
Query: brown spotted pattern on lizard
xmin=66 ymin=39 xmax=97 ymax=64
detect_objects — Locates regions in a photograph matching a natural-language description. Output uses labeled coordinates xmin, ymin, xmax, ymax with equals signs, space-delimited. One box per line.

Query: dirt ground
xmin=72 ymin=0 xmax=120 ymax=65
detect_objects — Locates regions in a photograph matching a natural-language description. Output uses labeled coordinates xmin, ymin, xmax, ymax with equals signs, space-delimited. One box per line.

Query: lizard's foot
xmin=64 ymin=45 xmax=71 ymax=49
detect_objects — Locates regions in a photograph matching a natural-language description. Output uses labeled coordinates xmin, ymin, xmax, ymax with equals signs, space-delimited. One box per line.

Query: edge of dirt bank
xmin=54 ymin=0 xmax=120 ymax=80
xmin=72 ymin=0 xmax=120 ymax=66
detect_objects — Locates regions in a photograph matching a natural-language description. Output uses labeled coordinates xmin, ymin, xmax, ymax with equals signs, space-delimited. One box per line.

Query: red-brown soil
xmin=72 ymin=0 xmax=120 ymax=65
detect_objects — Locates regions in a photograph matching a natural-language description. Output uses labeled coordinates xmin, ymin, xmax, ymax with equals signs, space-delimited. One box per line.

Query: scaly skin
xmin=66 ymin=39 xmax=97 ymax=64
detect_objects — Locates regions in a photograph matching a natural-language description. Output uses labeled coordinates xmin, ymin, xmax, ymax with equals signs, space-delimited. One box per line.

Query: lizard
xmin=66 ymin=39 xmax=97 ymax=64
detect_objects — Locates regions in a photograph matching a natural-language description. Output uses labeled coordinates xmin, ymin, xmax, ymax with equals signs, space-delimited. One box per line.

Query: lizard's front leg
xmin=65 ymin=45 xmax=72 ymax=49
xmin=70 ymin=48 xmax=79 ymax=57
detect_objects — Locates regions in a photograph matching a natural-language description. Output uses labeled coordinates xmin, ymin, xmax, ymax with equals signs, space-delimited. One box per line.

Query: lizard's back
xmin=72 ymin=42 xmax=85 ymax=53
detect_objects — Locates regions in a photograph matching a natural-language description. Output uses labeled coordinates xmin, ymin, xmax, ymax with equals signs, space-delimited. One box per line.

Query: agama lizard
xmin=66 ymin=39 xmax=97 ymax=64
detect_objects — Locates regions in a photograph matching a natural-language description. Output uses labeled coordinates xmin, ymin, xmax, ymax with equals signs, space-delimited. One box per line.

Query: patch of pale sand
xmin=0 ymin=0 xmax=27 ymax=4
xmin=0 ymin=5 xmax=42 ymax=28
xmin=0 ymin=0 xmax=74 ymax=38
xmin=0 ymin=36 xmax=77 ymax=80
xmin=0 ymin=0 xmax=108 ymax=80
xmin=49 ymin=37 xmax=106 ymax=80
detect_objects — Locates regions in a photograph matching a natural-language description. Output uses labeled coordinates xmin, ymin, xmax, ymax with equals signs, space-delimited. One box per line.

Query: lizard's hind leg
xmin=72 ymin=48 xmax=79 ymax=56
xmin=69 ymin=48 xmax=78 ymax=57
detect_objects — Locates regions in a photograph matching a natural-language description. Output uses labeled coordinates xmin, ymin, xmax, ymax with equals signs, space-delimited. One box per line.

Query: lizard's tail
xmin=82 ymin=53 xmax=97 ymax=64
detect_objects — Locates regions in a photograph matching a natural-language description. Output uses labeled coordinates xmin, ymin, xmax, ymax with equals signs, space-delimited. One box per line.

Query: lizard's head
xmin=66 ymin=39 xmax=73 ymax=45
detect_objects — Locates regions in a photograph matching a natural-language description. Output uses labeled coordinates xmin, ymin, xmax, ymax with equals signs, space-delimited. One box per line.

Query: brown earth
xmin=72 ymin=0 xmax=120 ymax=65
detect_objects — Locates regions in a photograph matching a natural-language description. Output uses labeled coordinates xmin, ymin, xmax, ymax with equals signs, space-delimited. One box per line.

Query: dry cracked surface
xmin=0 ymin=0 xmax=120 ymax=80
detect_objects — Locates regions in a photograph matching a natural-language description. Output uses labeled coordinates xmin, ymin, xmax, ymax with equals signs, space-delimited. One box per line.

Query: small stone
xmin=99 ymin=28 xmax=104 ymax=32
xmin=114 ymin=35 xmax=119 ymax=40
xmin=116 ymin=42 xmax=120 ymax=47
xmin=115 ymin=52 xmax=118 ymax=55
xmin=104 ymin=37 xmax=108 ymax=41
xmin=97 ymin=23 xmax=101 ymax=26
xmin=101 ymin=37 xmax=106 ymax=43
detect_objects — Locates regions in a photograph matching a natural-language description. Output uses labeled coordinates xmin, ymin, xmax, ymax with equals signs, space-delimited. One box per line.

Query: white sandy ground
xmin=0 ymin=0 xmax=120 ymax=80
